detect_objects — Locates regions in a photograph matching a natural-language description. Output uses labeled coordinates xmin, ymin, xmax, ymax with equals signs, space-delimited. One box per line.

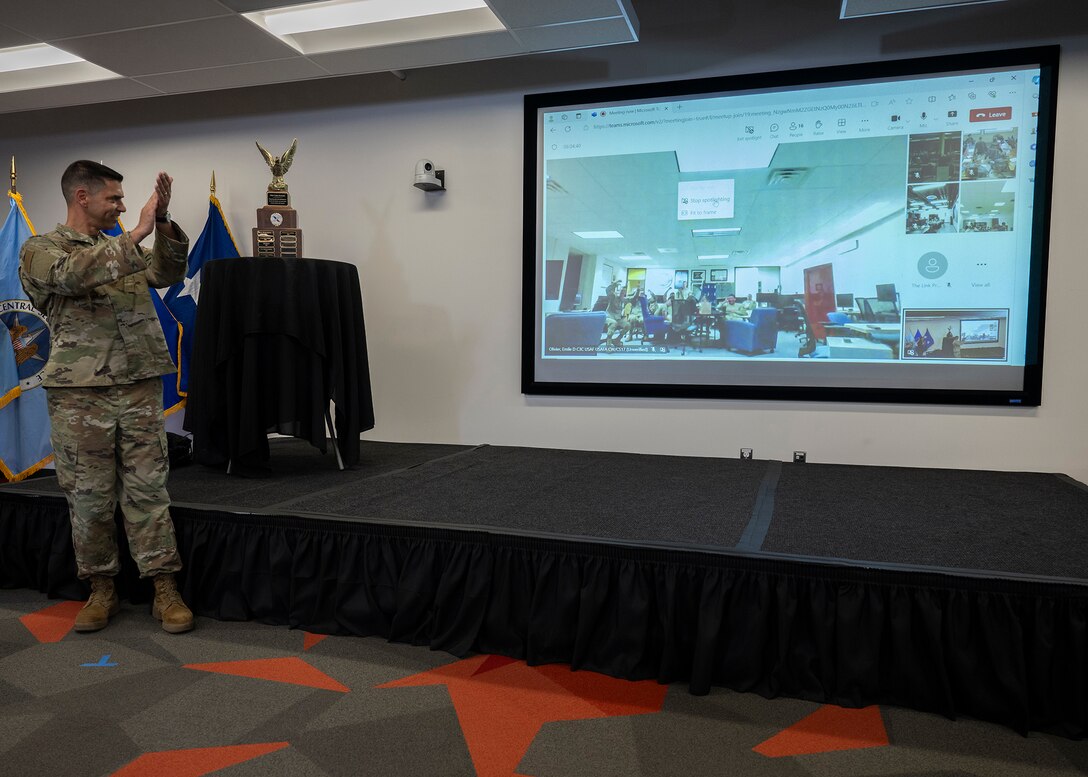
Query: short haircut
xmin=61 ymin=160 xmax=123 ymax=204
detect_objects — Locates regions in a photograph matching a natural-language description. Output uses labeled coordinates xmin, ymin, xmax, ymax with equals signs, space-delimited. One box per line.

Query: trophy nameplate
xmin=253 ymin=138 xmax=302 ymax=258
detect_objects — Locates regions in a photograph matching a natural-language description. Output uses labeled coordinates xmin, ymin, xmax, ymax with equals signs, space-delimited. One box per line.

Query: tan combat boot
xmin=74 ymin=575 xmax=120 ymax=633
xmin=151 ymin=573 xmax=194 ymax=634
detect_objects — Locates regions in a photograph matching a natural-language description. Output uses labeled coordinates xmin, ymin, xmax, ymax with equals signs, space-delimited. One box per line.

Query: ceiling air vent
xmin=767 ymin=167 xmax=809 ymax=186
xmin=545 ymin=177 xmax=568 ymax=194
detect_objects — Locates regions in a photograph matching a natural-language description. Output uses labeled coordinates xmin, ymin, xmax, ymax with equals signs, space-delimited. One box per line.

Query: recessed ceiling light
xmin=657 ymin=247 xmax=679 ymax=254
xmin=574 ymin=230 xmax=623 ymax=239
xmin=0 ymin=43 xmax=120 ymax=94
xmin=260 ymin=0 xmax=489 ymax=35
xmin=0 ymin=44 xmax=82 ymax=73
xmin=692 ymin=228 xmax=741 ymax=237
xmin=245 ymin=0 xmax=504 ymax=54
xmin=840 ymin=0 xmax=1007 ymax=19
xmin=697 ymin=254 xmax=731 ymax=261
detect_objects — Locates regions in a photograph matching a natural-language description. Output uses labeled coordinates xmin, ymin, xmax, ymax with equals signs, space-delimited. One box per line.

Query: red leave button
xmin=970 ymin=106 xmax=1012 ymax=122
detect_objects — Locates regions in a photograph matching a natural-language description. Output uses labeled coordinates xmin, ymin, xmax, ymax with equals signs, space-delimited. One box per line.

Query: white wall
xmin=3 ymin=21 xmax=1087 ymax=484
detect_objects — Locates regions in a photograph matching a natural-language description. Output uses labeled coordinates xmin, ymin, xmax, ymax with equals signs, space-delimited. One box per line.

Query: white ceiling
xmin=0 ymin=0 xmax=638 ymax=114
xmin=546 ymin=136 xmax=912 ymax=276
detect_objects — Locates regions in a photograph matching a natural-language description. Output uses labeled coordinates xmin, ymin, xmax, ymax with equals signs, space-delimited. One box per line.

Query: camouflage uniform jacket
xmin=19 ymin=224 xmax=190 ymax=387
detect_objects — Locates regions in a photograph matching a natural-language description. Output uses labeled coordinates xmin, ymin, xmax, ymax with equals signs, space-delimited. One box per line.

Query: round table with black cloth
xmin=184 ymin=257 xmax=375 ymax=475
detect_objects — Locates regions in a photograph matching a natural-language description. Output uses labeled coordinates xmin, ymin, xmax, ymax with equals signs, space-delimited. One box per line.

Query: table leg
xmin=325 ymin=408 xmax=345 ymax=471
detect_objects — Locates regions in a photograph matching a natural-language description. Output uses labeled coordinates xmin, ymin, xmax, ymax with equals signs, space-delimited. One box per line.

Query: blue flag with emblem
xmin=0 ymin=191 xmax=53 ymax=481
xmin=1 ymin=318 xmax=20 ymax=411
xmin=161 ymin=186 xmax=240 ymax=408
xmin=103 ymin=221 xmax=185 ymax=415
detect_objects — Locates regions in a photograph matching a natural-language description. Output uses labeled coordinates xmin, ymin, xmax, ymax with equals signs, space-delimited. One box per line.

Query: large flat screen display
xmin=523 ymin=47 xmax=1058 ymax=405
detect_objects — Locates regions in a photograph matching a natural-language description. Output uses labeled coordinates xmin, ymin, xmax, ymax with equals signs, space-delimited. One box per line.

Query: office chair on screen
xmin=724 ymin=307 xmax=778 ymax=355
xmin=823 ymin=311 xmax=854 ymax=337
xmin=793 ymin=303 xmax=819 ymax=357
xmin=859 ymin=297 xmax=899 ymax=323
xmin=667 ymin=296 xmax=699 ymax=354
xmin=639 ymin=296 xmax=669 ymax=345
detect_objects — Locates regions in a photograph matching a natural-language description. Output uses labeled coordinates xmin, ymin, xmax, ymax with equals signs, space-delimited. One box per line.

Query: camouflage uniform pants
xmin=46 ymin=378 xmax=182 ymax=579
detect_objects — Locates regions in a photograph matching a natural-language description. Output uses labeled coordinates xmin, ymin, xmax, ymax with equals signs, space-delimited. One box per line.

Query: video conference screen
xmin=522 ymin=47 xmax=1058 ymax=405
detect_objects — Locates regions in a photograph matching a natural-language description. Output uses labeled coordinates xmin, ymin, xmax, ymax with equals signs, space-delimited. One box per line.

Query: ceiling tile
xmin=52 ymin=17 xmax=300 ymax=77
xmin=0 ymin=1 xmax=645 ymax=115
xmin=487 ymin=0 xmax=626 ymax=29
xmin=291 ymin=9 xmax=504 ymax=55
xmin=136 ymin=58 xmax=331 ymax=94
xmin=0 ymin=78 xmax=161 ymax=114
xmin=515 ymin=17 xmax=637 ymax=52
xmin=4 ymin=0 xmax=231 ymax=40
xmin=311 ymin=30 xmax=522 ymax=74
xmin=217 ymin=0 xmax=327 ymax=12
xmin=0 ymin=23 xmax=37 ymax=48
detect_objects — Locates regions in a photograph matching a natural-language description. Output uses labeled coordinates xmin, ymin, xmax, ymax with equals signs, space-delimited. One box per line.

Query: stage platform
xmin=2 ymin=439 xmax=1087 ymax=738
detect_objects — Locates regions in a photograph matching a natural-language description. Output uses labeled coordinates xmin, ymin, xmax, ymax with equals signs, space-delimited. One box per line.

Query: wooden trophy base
xmin=253 ymin=227 xmax=302 ymax=258
xmin=254 ymin=203 xmax=301 ymax=257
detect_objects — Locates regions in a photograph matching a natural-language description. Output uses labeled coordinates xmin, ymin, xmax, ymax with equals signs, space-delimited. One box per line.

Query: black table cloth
xmin=185 ymin=258 xmax=374 ymax=474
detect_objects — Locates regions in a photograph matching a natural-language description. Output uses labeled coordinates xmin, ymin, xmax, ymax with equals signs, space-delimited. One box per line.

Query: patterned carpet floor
xmin=2 ymin=587 xmax=1086 ymax=777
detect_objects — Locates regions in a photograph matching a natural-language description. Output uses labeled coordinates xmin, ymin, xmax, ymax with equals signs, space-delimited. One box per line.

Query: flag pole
xmin=9 ymin=156 xmax=16 ymax=194
xmin=210 ymin=170 xmax=216 ymax=197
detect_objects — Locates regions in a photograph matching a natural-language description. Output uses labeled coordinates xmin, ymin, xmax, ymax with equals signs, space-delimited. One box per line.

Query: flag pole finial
xmin=210 ymin=170 xmax=216 ymax=196
xmin=10 ymin=156 xmax=16 ymax=194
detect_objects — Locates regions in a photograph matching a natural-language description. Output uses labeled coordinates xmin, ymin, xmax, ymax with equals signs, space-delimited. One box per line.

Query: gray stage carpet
xmin=6 ymin=438 xmax=1087 ymax=583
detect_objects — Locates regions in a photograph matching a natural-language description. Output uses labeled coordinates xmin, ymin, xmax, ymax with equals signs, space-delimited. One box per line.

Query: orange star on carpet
xmin=754 ymin=704 xmax=889 ymax=757
xmin=184 ymin=657 xmax=349 ymax=692
xmin=20 ymin=600 xmax=83 ymax=643
xmin=302 ymin=631 xmax=328 ymax=651
xmin=380 ymin=655 xmax=667 ymax=777
xmin=110 ymin=742 xmax=289 ymax=777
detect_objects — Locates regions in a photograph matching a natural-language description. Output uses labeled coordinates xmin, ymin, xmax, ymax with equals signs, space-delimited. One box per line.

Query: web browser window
xmin=524 ymin=48 xmax=1056 ymax=405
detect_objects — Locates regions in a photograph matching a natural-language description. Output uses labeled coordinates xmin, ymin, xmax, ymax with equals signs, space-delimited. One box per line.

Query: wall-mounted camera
xmin=414 ymin=159 xmax=446 ymax=192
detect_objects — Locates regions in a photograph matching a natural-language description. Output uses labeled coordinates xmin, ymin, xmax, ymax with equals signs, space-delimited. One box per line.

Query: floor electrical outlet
xmin=741 ymin=448 xmax=753 ymax=460
xmin=793 ymin=451 xmax=807 ymax=463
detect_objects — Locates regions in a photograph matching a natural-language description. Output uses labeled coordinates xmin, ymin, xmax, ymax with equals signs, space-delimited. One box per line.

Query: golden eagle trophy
xmin=253 ymin=138 xmax=302 ymax=257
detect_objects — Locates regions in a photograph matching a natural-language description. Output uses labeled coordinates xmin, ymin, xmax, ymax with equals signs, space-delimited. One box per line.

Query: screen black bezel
xmin=521 ymin=46 xmax=1059 ymax=406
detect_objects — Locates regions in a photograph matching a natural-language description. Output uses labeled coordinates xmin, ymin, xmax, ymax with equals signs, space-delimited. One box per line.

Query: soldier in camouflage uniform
xmin=19 ymin=160 xmax=195 ymax=634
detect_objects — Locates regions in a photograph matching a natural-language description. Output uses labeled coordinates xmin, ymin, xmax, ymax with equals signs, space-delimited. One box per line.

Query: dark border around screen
xmin=522 ymin=46 xmax=1058 ymax=406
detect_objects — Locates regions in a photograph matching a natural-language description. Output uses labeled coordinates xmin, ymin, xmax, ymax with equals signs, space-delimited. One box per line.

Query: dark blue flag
xmin=922 ymin=328 xmax=935 ymax=352
xmin=161 ymin=193 xmax=241 ymax=412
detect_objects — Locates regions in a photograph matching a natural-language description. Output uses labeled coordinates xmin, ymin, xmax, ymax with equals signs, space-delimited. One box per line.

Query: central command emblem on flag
xmin=1 ymin=298 xmax=50 ymax=390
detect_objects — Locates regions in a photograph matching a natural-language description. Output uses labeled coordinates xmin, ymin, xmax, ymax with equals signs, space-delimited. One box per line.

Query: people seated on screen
xmin=963 ymin=218 xmax=1010 ymax=232
xmin=660 ymin=290 xmax=675 ymax=320
xmin=961 ymin=132 xmax=1016 ymax=180
xmin=624 ymin=286 xmax=646 ymax=341
xmin=602 ymin=280 xmax=631 ymax=348
xmin=718 ymin=295 xmax=750 ymax=321
xmin=648 ymin=294 xmax=669 ymax=317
